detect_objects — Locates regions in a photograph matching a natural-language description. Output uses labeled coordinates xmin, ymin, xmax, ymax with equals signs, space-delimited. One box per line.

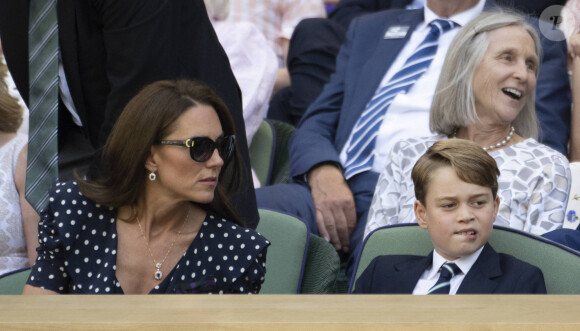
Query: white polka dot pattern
xmin=27 ymin=181 xmax=270 ymax=294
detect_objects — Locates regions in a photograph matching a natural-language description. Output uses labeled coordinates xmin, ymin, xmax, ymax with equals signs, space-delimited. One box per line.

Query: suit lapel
xmin=351 ymin=10 xmax=424 ymax=119
xmin=457 ymin=244 xmax=502 ymax=294
xmin=391 ymin=251 xmax=433 ymax=293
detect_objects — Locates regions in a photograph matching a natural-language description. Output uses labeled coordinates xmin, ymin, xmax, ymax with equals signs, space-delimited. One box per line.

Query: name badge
xmin=384 ymin=26 xmax=409 ymax=39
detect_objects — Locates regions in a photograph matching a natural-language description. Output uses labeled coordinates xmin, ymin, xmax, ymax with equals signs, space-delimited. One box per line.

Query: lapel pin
xmin=384 ymin=25 xmax=410 ymax=39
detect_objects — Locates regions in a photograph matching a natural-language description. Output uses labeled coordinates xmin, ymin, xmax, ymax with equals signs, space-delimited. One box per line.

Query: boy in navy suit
xmin=353 ymin=139 xmax=546 ymax=294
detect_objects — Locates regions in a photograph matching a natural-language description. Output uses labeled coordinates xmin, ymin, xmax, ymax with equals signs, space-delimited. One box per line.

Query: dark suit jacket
xmin=288 ymin=1 xmax=571 ymax=188
xmin=329 ymin=0 xmax=413 ymax=28
xmin=0 ymin=0 xmax=259 ymax=228
xmin=329 ymin=0 xmax=567 ymax=28
xmin=353 ymin=243 xmax=547 ymax=294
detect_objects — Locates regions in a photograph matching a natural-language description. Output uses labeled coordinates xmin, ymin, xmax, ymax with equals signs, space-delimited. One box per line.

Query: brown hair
xmin=411 ymin=139 xmax=500 ymax=205
xmin=0 ymin=59 xmax=23 ymax=133
xmin=77 ymin=79 xmax=243 ymax=225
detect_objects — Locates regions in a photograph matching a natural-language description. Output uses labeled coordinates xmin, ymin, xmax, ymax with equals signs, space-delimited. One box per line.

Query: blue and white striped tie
xmin=26 ymin=0 xmax=59 ymax=213
xmin=343 ymin=19 xmax=457 ymax=179
xmin=427 ymin=262 xmax=462 ymax=294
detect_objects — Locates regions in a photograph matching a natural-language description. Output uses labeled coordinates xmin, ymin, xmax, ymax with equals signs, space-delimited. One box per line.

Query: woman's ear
xmin=415 ymin=200 xmax=429 ymax=230
xmin=145 ymin=146 xmax=158 ymax=173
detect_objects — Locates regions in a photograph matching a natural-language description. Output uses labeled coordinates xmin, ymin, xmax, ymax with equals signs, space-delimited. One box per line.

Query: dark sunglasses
xmin=158 ymin=135 xmax=235 ymax=162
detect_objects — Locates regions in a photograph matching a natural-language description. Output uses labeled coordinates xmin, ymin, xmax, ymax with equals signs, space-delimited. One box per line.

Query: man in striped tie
xmin=257 ymin=0 xmax=486 ymax=263
xmin=353 ymin=139 xmax=546 ymax=294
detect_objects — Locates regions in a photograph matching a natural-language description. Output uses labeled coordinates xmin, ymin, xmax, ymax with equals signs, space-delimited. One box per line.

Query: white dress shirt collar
xmin=431 ymin=245 xmax=485 ymax=278
xmin=412 ymin=245 xmax=485 ymax=295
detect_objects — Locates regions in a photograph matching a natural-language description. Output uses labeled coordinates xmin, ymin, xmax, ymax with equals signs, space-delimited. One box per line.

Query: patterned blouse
xmin=27 ymin=181 xmax=270 ymax=294
xmin=365 ymin=136 xmax=571 ymax=238
xmin=0 ymin=133 xmax=29 ymax=275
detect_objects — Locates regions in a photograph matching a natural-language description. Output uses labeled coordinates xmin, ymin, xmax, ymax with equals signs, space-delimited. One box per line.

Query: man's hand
xmin=308 ymin=164 xmax=356 ymax=252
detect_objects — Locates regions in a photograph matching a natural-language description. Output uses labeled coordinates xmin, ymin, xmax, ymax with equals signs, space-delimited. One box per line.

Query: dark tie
xmin=343 ymin=19 xmax=457 ymax=179
xmin=427 ymin=262 xmax=462 ymax=294
xmin=26 ymin=0 xmax=59 ymax=213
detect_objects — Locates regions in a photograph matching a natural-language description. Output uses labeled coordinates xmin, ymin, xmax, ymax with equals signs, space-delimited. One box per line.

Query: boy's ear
xmin=415 ymin=200 xmax=429 ymax=230
xmin=493 ymin=195 xmax=500 ymax=217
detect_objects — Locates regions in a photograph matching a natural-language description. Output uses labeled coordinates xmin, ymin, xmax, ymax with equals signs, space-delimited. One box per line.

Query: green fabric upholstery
xmin=351 ymin=224 xmax=580 ymax=294
xmin=300 ymin=235 xmax=340 ymax=293
xmin=351 ymin=225 xmax=432 ymax=293
xmin=0 ymin=267 xmax=31 ymax=294
xmin=248 ymin=119 xmax=295 ymax=186
xmin=257 ymin=209 xmax=308 ymax=294
xmin=249 ymin=120 xmax=275 ymax=187
xmin=489 ymin=228 xmax=580 ymax=294
xmin=269 ymin=120 xmax=295 ymax=185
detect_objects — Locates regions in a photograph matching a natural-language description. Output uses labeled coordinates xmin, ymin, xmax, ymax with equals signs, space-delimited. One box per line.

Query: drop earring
xmin=148 ymin=172 xmax=157 ymax=181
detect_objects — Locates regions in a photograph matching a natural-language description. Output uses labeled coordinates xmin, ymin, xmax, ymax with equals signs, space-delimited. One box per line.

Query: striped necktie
xmin=343 ymin=19 xmax=457 ymax=179
xmin=427 ymin=262 xmax=462 ymax=294
xmin=26 ymin=0 xmax=59 ymax=213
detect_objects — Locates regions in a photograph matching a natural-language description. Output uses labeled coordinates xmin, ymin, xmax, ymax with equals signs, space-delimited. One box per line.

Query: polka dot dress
xmin=27 ymin=181 xmax=270 ymax=294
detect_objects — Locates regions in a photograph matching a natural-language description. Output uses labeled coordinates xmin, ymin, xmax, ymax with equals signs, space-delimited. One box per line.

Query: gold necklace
xmin=136 ymin=206 xmax=190 ymax=281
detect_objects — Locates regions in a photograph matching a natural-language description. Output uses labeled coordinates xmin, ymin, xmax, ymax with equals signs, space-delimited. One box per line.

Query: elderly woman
xmin=23 ymin=79 xmax=269 ymax=294
xmin=364 ymin=11 xmax=571 ymax=238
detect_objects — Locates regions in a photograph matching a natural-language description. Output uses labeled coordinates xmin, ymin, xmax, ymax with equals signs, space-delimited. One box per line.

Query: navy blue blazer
xmin=288 ymin=2 xmax=571 ymax=184
xmin=353 ymin=244 xmax=547 ymax=294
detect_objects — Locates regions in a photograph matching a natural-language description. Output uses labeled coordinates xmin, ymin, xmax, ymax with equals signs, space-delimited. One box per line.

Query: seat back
xmin=489 ymin=227 xmax=580 ymax=294
xmin=300 ymin=235 xmax=340 ymax=293
xmin=269 ymin=120 xmax=295 ymax=185
xmin=249 ymin=120 xmax=275 ymax=187
xmin=0 ymin=267 xmax=31 ymax=294
xmin=350 ymin=224 xmax=580 ymax=294
xmin=349 ymin=224 xmax=432 ymax=292
xmin=256 ymin=209 xmax=309 ymax=293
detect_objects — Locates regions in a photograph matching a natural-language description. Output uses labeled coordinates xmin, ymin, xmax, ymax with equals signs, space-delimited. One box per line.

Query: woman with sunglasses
xmin=23 ymin=79 xmax=269 ymax=294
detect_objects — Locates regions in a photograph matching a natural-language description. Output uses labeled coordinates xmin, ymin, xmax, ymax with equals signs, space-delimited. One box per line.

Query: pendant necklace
xmin=137 ymin=206 xmax=190 ymax=280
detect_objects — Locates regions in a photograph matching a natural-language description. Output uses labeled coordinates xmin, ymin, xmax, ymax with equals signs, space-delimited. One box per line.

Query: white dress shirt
xmin=59 ymin=60 xmax=82 ymax=126
xmin=412 ymin=246 xmax=484 ymax=295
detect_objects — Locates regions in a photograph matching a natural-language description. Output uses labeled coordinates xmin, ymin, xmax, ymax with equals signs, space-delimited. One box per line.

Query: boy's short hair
xmin=411 ymin=139 xmax=500 ymax=205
